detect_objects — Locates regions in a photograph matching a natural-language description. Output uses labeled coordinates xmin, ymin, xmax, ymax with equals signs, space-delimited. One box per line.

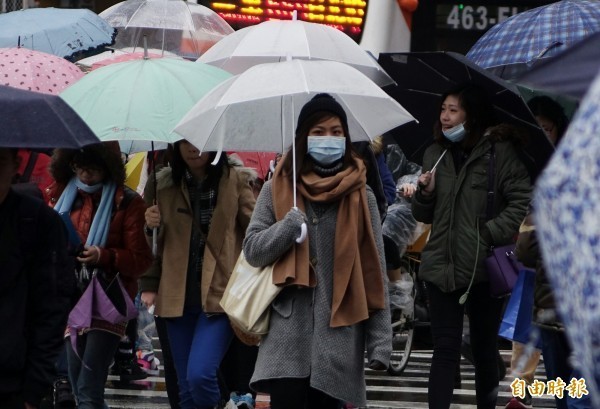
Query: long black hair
xmin=168 ymin=141 xmax=229 ymax=190
xmin=527 ymin=96 xmax=569 ymax=145
xmin=433 ymin=83 xmax=497 ymax=150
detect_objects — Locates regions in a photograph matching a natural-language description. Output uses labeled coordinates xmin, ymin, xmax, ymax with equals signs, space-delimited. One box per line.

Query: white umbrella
xmin=174 ymin=59 xmax=415 ymax=241
xmin=100 ymin=0 xmax=234 ymax=60
xmin=197 ymin=18 xmax=394 ymax=87
xmin=175 ymin=59 xmax=414 ymax=153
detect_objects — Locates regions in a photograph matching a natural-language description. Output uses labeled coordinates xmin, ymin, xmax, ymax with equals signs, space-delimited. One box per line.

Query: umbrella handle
xmin=296 ymin=222 xmax=307 ymax=243
xmin=152 ymin=227 xmax=158 ymax=256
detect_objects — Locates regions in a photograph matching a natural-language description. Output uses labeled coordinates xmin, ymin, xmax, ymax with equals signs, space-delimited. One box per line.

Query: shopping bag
xmin=219 ymin=251 xmax=281 ymax=336
xmin=499 ymin=268 xmax=539 ymax=346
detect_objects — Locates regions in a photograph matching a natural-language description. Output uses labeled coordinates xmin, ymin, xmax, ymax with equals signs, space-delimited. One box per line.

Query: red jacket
xmin=17 ymin=150 xmax=54 ymax=196
xmin=47 ymin=183 xmax=152 ymax=298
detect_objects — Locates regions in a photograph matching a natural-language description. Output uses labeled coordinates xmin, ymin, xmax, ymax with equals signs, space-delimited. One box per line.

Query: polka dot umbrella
xmin=0 ymin=47 xmax=83 ymax=95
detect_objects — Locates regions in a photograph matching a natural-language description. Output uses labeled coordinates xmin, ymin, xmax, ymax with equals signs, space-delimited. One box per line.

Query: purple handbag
xmin=485 ymin=244 xmax=521 ymax=298
xmin=67 ymin=270 xmax=137 ymax=359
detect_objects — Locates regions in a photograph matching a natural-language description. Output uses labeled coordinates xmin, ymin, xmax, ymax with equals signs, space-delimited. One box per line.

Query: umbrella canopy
xmin=229 ymin=151 xmax=277 ymax=181
xmin=90 ymin=51 xmax=165 ymax=70
xmin=74 ymin=47 xmax=181 ymax=71
xmin=174 ymin=59 xmax=415 ymax=154
xmin=100 ymin=0 xmax=234 ymax=60
xmin=518 ymin=31 xmax=600 ymax=100
xmin=534 ymin=71 xmax=600 ymax=407
xmin=0 ymin=8 xmax=115 ymax=60
xmin=0 ymin=47 xmax=83 ymax=94
xmin=60 ymin=57 xmax=232 ymax=154
xmin=378 ymin=51 xmax=552 ymax=180
xmin=0 ymin=85 xmax=100 ymax=149
xmin=466 ymin=0 xmax=600 ymax=80
xmin=198 ymin=19 xmax=393 ymax=87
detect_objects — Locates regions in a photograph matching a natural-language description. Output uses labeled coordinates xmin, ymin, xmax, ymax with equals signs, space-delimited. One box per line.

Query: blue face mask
xmin=307 ymin=136 xmax=346 ymax=165
xmin=442 ymin=122 xmax=466 ymax=142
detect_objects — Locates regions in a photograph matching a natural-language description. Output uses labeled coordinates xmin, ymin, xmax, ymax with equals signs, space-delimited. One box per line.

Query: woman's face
xmin=307 ymin=116 xmax=345 ymax=137
xmin=535 ymin=115 xmax=559 ymax=145
xmin=440 ymin=95 xmax=467 ymax=132
xmin=72 ymin=163 xmax=105 ymax=186
xmin=179 ymin=140 xmax=210 ymax=171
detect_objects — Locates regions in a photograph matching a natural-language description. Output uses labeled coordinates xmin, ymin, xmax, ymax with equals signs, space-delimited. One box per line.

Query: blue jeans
xmin=66 ymin=330 xmax=121 ymax=409
xmin=540 ymin=328 xmax=592 ymax=409
xmin=166 ymin=309 xmax=233 ymax=409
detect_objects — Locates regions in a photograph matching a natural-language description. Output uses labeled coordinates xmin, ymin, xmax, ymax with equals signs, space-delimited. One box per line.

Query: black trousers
xmin=268 ymin=378 xmax=340 ymax=409
xmin=427 ymin=282 xmax=504 ymax=409
xmin=220 ymin=336 xmax=258 ymax=397
xmin=155 ymin=315 xmax=180 ymax=409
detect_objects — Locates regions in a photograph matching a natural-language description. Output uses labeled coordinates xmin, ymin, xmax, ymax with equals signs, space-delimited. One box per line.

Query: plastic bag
xmin=389 ymin=270 xmax=414 ymax=316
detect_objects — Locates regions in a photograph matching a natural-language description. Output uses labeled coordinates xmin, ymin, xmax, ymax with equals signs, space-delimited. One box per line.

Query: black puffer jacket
xmin=0 ymin=190 xmax=74 ymax=406
xmin=412 ymin=125 xmax=531 ymax=292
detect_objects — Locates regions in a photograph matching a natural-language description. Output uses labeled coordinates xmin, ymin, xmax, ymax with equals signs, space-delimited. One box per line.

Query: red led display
xmin=209 ymin=1 xmax=369 ymax=43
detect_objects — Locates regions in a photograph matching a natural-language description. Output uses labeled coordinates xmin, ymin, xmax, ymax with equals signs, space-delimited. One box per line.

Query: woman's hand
xmin=417 ymin=171 xmax=436 ymax=195
xmin=145 ymin=205 xmax=161 ymax=229
xmin=76 ymin=245 xmax=101 ymax=264
xmin=399 ymin=183 xmax=417 ymax=198
xmin=141 ymin=291 xmax=157 ymax=310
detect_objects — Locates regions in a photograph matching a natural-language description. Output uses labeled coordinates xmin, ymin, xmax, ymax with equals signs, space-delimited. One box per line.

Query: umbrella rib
xmin=493 ymin=104 xmax=538 ymax=129
xmin=124 ymin=2 xmax=148 ymax=30
xmin=417 ymin=57 xmax=453 ymax=83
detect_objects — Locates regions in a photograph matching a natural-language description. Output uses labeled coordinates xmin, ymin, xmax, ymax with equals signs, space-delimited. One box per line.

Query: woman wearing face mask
xmin=46 ymin=142 xmax=152 ymax=409
xmin=242 ymin=94 xmax=392 ymax=409
xmin=412 ymin=84 xmax=531 ymax=409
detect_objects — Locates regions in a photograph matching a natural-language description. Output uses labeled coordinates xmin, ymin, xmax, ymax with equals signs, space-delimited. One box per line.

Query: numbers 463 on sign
xmin=438 ymin=4 xmax=527 ymax=31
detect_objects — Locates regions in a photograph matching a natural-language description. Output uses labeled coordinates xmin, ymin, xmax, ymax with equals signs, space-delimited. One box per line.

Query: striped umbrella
xmin=466 ymin=0 xmax=600 ymax=80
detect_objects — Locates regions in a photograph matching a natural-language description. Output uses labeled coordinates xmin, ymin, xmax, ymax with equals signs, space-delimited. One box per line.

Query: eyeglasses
xmin=71 ymin=163 xmax=104 ymax=176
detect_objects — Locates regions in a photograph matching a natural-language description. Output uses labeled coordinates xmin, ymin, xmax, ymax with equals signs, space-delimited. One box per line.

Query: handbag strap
xmin=485 ymin=143 xmax=496 ymax=221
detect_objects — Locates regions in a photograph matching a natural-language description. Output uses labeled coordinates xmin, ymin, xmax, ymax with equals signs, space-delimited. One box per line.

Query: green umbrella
xmin=60 ymin=57 xmax=232 ymax=153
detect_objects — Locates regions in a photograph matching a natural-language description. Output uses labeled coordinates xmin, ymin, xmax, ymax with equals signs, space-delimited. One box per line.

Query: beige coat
xmin=139 ymin=166 xmax=255 ymax=317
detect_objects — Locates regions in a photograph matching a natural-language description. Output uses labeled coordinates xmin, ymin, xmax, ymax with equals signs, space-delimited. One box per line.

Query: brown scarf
xmin=271 ymin=154 xmax=385 ymax=327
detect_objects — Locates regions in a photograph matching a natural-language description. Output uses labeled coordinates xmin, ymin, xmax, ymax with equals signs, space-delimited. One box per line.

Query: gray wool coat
xmin=242 ymin=180 xmax=392 ymax=407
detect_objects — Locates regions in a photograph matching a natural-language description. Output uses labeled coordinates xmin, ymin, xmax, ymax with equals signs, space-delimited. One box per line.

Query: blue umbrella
xmin=534 ymin=71 xmax=600 ymax=407
xmin=0 ymin=85 xmax=100 ymax=149
xmin=0 ymin=8 xmax=115 ymax=59
xmin=466 ymin=0 xmax=600 ymax=80
xmin=518 ymin=32 xmax=600 ymax=100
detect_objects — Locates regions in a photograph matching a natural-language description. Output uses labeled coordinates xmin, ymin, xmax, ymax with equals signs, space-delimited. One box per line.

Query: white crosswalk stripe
xmin=105 ymin=345 xmax=562 ymax=408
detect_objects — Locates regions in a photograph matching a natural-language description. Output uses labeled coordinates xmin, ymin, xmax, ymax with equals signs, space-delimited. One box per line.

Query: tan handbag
xmin=220 ymin=251 xmax=281 ymax=336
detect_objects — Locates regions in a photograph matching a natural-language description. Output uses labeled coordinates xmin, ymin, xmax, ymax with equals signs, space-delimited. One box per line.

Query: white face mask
xmin=442 ymin=122 xmax=466 ymax=142
xmin=307 ymin=136 xmax=346 ymax=165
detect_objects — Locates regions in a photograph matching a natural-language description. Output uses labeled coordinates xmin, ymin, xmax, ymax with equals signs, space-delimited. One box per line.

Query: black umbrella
xmin=518 ymin=32 xmax=600 ymax=101
xmin=378 ymin=51 xmax=554 ymax=180
xmin=0 ymin=85 xmax=100 ymax=149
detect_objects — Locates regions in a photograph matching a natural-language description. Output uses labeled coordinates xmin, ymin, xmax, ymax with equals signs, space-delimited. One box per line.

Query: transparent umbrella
xmin=198 ymin=17 xmax=394 ymax=87
xmin=174 ymin=59 xmax=415 ymax=226
xmin=100 ymin=0 xmax=234 ymax=60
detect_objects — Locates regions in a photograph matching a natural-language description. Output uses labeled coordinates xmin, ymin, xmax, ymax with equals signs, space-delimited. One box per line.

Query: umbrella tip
xmin=143 ymin=35 xmax=149 ymax=60
xmin=17 ymin=35 xmax=21 ymax=48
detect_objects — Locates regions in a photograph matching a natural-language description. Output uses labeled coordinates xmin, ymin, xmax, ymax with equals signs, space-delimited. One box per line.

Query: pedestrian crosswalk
xmin=105 ymin=346 xmax=558 ymax=408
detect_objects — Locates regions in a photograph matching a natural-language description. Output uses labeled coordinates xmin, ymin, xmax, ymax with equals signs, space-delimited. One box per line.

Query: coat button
xmin=312 ymin=217 xmax=318 ymax=225
xmin=310 ymin=257 xmax=318 ymax=267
